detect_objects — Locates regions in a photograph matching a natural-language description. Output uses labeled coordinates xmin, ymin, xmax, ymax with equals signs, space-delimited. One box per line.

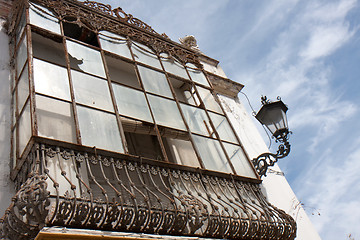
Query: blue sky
xmin=101 ymin=0 xmax=360 ymax=239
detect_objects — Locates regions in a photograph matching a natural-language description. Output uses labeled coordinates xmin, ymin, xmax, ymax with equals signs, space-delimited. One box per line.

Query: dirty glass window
xmin=180 ymin=103 xmax=210 ymax=136
xmin=16 ymin=37 xmax=27 ymax=77
xmin=77 ymin=105 xmax=123 ymax=153
xmin=131 ymin=42 xmax=162 ymax=69
xmin=192 ymin=135 xmax=232 ymax=173
xmin=15 ymin=9 xmax=26 ymax=45
xmin=99 ymin=31 xmax=132 ymax=59
xmin=112 ymin=84 xmax=153 ymax=123
xmin=66 ymin=40 xmax=106 ymax=78
xmin=197 ymin=87 xmax=222 ymax=113
xmin=71 ymin=70 xmax=113 ymax=112
xmin=17 ymin=66 xmax=29 ymax=113
xmin=223 ymin=142 xmax=256 ymax=178
xmin=165 ymin=138 xmax=200 ymax=167
xmin=29 ymin=3 xmax=61 ymax=34
xmin=138 ymin=66 xmax=172 ymax=98
xmin=187 ymin=64 xmax=210 ymax=87
xmin=161 ymin=53 xmax=188 ymax=79
xmin=208 ymin=112 xmax=238 ymax=144
xmin=147 ymin=95 xmax=186 ymax=131
xmin=36 ymin=95 xmax=76 ymax=143
xmin=33 ymin=58 xmax=71 ymax=101
xmin=18 ymin=101 xmax=31 ymax=157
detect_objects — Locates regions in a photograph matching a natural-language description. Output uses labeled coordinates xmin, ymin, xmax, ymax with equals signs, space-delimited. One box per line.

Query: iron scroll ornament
xmin=251 ymin=138 xmax=291 ymax=177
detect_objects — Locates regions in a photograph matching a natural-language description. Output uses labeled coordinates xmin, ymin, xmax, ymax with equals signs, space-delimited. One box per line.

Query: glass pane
xmin=180 ymin=103 xmax=210 ymax=136
xmin=36 ymin=95 xmax=76 ymax=143
xmin=99 ymin=31 xmax=132 ymax=59
xmin=209 ymin=112 xmax=238 ymax=144
xmin=161 ymin=54 xmax=188 ymax=79
xmin=77 ymin=106 xmax=123 ymax=153
xmin=16 ymin=37 xmax=27 ymax=77
xmin=16 ymin=9 xmax=26 ymax=45
xmin=197 ymin=87 xmax=222 ymax=113
xmin=17 ymin=66 xmax=29 ymax=112
xmin=12 ymin=93 xmax=16 ymax=127
xmin=223 ymin=142 xmax=256 ymax=178
xmin=33 ymin=58 xmax=71 ymax=101
xmin=105 ymin=55 xmax=139 ymax=88
xmin=165 ymin=138 xmax=200 ymax=167
xmin=67 ymin=40 xmax=106 ymax=78
xmin=72 ymin=70 xmax=113 ymax=112
xmin=147 ymin=94 xmax=186 ymax=131
xmin=187 ymin=65 xmax=210 ymax=87
xmin=112 ymin=83 xmax=153 ymax=122
xmin=18 ymin=101 xmax=31 ymax=157
xmin=138 ymin=66 xmax=172 ymax=98
xmin=32 ymin=33 xmax=66 ymax=66
xmin=12 ymin=128 xmax=17 ymax=169
xmin=29 ymin=3 xmax=61 ymax=34
xmin=192 ymin=135 xmax=232 ymax=173
xmin=131 ymin=42 xmax=161 ymax=69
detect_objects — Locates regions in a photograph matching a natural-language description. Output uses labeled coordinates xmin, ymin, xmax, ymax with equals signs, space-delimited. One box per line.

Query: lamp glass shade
xmin=255 ymin=101 xmax=288 ymax=139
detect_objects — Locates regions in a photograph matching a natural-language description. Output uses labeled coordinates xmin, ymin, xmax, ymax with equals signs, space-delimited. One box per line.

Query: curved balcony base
xmin=1 ymin=141 xmax=296 ymax=240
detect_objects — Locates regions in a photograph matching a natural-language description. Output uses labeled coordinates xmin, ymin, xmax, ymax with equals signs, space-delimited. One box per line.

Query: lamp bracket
xmin=252 ymin=139 xmax=290 ymax=178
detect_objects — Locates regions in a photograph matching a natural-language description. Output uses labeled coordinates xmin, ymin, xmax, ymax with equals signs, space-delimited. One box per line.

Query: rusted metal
xmin=2 ymin=140 xmax=296 ymax=240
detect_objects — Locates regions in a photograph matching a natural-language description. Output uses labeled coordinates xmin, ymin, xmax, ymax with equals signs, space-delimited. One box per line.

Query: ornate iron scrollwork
xmin=252 ymin=137 xmax=291 ymax=177
xmin=2 ymin=142 xmax=296 ymax=239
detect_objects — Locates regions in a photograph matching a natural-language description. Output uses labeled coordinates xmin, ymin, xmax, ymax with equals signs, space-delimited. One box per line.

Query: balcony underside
xmin=1 ymin=138 xmax=296 ymax=239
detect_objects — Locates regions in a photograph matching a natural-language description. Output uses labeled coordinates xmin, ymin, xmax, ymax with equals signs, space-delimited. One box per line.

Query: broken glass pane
xmin=67 ymin=40 xmax=106 ymax=78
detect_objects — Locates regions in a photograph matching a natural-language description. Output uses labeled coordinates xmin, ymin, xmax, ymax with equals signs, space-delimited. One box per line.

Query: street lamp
xmin=252 ymin=96 xmax=291 ymax=177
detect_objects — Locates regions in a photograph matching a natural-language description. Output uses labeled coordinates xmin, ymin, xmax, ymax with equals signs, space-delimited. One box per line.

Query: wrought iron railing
xmin=1 ymin=139 xmax=296 ymax=240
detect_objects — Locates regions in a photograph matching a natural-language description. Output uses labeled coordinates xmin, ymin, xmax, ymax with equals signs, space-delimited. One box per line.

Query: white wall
xmin=0 ymin=19 xmax=16 ymax=217
xmin=219 ymin=94 xmax=321 ymax=240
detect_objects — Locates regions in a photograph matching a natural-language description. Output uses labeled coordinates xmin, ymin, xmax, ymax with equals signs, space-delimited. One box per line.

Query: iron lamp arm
xmin=252 ymin=140 xmax=291 ymax=177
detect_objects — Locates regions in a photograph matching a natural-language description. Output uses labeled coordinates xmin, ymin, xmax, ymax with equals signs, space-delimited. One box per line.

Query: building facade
xmin=0 ymin=0 xmax=319 ymax=239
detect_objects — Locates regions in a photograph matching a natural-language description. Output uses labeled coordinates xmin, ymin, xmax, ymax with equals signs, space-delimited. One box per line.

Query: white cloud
xmin=300 ymin=23 xmax=355 ymax=60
